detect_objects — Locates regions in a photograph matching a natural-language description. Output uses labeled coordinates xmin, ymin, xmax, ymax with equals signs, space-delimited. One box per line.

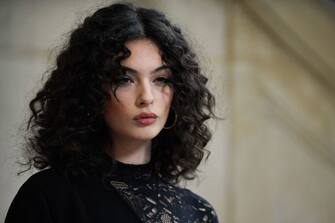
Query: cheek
xmin=159 ymin=87 xmax=174 ymax=109
xmin=104 ymin=101 xmax=118 ymax=124
xmin=104 ymin=99 xmax=129 ymax=132
xmin=104 ymin=92 xmax=130 ymax=120
xmin=107 ymin=89 xmax=134 ymax=109
xmin=165 ymin=86 xmax=174 ymax=102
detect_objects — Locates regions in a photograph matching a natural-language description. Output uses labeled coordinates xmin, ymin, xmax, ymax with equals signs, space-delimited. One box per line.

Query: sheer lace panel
xmin=104 ymin=158 xmax=218 ymax=223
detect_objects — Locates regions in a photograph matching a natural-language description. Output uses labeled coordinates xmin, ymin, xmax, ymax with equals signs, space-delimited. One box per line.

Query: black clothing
xmin=5 ymin=155 xmax=219 ymax=223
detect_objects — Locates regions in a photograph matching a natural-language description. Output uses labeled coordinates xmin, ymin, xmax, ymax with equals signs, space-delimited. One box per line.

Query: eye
xmin=155 ymin=76 xmax=173 ymax=85
xmin=115 ymin=75 xmax=133 ymax=86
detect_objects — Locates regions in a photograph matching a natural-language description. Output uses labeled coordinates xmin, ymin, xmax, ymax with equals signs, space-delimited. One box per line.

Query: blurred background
xmin=1 ymin=0 xmax=335 ymax=223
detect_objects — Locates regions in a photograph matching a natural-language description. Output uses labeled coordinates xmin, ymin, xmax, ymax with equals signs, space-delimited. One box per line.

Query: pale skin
xmin=103 ymin=38 xmax=174 ymax=165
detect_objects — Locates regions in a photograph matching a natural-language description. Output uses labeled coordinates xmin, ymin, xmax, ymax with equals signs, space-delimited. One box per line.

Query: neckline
xmin=103 ymin=152 xmax=154 ymax=182
xmin=112 ymin=158 xmax=153 ymax=173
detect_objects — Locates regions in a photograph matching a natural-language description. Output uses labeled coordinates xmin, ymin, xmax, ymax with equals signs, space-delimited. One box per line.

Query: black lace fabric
xmin=103 ymin=157 xmax=219 ymax=223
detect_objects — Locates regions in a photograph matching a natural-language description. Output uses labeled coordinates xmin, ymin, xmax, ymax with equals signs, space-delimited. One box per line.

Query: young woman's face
xmin=104 ymin=38 xmax=174 ymax=142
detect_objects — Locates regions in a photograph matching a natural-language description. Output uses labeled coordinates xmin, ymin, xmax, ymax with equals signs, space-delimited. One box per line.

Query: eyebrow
xmin=121 ymin=65 xmax=171 ymax=75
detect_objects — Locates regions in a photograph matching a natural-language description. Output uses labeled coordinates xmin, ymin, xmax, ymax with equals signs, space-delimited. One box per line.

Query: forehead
xmin=121 ymin=38 xmax=164 ymax=70
xmin=124 ymin=38 xmax=161 ymax=54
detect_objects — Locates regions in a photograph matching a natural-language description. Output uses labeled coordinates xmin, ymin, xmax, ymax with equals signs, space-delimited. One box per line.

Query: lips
xmin=134 ymin=112 xmax=157 ymax=126
xmin=133 ymin=112 xmax=158 ymax=120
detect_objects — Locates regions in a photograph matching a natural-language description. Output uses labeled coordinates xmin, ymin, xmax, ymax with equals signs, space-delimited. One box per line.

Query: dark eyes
xmin=116 ymin=76 xmax=133 ymax=85
xmin=115 ymin=76 xmax=173 ymax=86
xmin=155 ymin=77 xmax=172 ymax=84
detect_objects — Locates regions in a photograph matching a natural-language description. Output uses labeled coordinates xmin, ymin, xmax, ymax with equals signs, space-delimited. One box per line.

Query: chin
xmin=131 ymin=127 xmax=162 ymax=141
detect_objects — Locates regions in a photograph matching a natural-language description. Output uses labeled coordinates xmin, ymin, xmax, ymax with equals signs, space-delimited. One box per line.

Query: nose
xmin=136 ymin=81 xmax=154 ymax=106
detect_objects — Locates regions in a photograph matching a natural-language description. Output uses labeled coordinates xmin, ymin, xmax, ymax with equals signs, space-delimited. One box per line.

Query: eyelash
xmin=116 ymin=76 xmax=172 ymax=86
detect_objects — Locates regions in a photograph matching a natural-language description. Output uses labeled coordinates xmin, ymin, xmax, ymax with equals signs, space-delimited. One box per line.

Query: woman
xmin=5 ymin=3 xmax=219 ymax=223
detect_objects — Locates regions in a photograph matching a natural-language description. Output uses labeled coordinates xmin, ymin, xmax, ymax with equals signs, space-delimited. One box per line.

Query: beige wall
xmin=224 ymin=0 xmax=335 ymax=223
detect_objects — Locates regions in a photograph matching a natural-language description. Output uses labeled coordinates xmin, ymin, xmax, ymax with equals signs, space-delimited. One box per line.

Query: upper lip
xmin=134 ymin=112 xmax=158 ymax=120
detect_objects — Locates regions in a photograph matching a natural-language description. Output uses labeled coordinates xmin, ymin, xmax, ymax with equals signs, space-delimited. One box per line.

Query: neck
xmin=105 ymin=137 xmax=152 ymax=165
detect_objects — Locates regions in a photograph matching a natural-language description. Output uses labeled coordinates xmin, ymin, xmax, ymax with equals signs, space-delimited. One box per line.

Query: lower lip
xmin=134 ymin=118 xmax=156 ymax=126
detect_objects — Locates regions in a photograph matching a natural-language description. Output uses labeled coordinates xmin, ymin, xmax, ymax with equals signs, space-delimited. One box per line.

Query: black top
xmin=5 ymin=154 xmax=219 ymax=223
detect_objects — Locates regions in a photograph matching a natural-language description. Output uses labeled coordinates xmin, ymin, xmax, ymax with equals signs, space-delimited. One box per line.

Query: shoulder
xmin=15 ymin=168 xmax=76 ymax=202
xmin=7 ymin=169 xmax=86 ymax=215
xmin=20 ymin=168 xmax=68 ymax=192
xmin=5 ymin=169 xmax=69 ymax=223
xmin=25 ymin=168 xmax=65 ymax=184
xmin=180 ymin=187 xmax=219 ymax=222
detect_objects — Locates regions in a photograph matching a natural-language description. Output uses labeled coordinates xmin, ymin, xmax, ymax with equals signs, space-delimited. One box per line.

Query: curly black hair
xmin=22 ymin=2 xmax=217 ymax=184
